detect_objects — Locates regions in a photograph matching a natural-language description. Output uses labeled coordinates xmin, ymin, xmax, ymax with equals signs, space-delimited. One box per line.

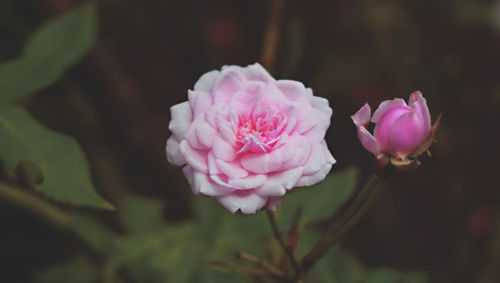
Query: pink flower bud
xmin=351 ymin=91 xmax=441 ymax=169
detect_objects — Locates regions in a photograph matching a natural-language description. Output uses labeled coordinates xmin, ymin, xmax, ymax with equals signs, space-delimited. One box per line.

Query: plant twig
xmin=0 ymin=182 xmax=72 ymax=229
xmin=266 ymin=210 xmax=303 ymax=280
xmin=236 ymin=251 xmax=287 ymax=279
xmin=301 ymin=174 xmax=386 ymax=272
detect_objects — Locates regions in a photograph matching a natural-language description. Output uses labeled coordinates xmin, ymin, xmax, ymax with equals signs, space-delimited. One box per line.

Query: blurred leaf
xmin=70 ymin=213 xmax=118 ymax=254
xmin=276 ymin=167 xmax=358 ymax=227
xmin=33 ymin=257 xmax=98 ymax=283
xmin=0 ymin=105 xmax=112 ymax=208
xmin=118 ymin=196 xmax=165 ymax=232
xmin=0 ymin=2 xmax=97 ymax=103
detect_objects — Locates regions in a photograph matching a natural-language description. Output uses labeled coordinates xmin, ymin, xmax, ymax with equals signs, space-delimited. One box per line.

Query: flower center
xmin=236 ymin=106 xmax=286 ymax=154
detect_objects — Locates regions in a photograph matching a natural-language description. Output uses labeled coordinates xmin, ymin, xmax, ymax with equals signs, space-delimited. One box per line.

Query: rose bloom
xmin=351 ymin=91 xmax=440 ymax=169
xmin=166 ymin=63 xmax=335 ymax=214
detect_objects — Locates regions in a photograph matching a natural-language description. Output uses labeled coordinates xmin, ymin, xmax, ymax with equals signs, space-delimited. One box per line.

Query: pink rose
xmin=351 ymin=91 xmax=440 ymax=169
xmin=166 ymin=63 xmax=335 ymax=214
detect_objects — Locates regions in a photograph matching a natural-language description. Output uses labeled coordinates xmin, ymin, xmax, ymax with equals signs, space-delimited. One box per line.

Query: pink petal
xmin=193 ymin=171 xmax=232 ymax=196
xmin=243 ymin=63 xmax=274 ymax=83
xmin=240 ymin=150 xmax=282 ymax=174
xmin=169 ymin=101 xmax=193 ymax=140
xmin=409 ymin=91 xmax=431 ymax=135
xmin=256 ymin=167 xmax=303 ymax=197
xmin=296 ymin=162 xmax=333 ymax=187
xmin=309 ymin=96 xmax=332 ymax=119
xmin=387 ymin=110 xmax=426 ymax=159
xmin=279 ymin=134 xmax=311 ymax=170
xmin=179 ymin=140 xmax=208 ymax=173
xmin=207 ymin=152 xmax=222 ymax=175
xmin=194 ymin=70 xmax=220 ymax=91
xmin=215 ymin=158 xmax=249 ymax=179
xmin=350 ymin=104 xmax=380 ymax=156
xmin=188 ymin=90 xmax=213 ymax=118
xmin=276 ymin=80 xmax=307 ymax=101
xmin=166 ymin=137 xmax=186 ymax=166
xmin=196 ymin=119 xmax=217 ymax=148
xmin=212 ymin=136 xmax=237 ymax=162
xmin=216 ymin=190 xmax=267 ymax=214
xmin=371 ymin=98 xmax=407 ymax=123
xmin=302 ymin=141 xmax=329 ymax=175
xmin=213 ymin=69 xmax=246 ymax=103
xmin=373 ymin=107 xmax=412 ymax=152
xmin=228 ymin=174 xmax=267 ymax=189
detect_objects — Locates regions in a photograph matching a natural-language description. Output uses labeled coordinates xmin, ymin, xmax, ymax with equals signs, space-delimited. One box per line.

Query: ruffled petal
xmin=371 ymin=98 xmax=408 ymax=123
xmin=166 ymin=137 xmax=186 ymax=166
xmin=188 ymin=90 xmax=213 ymax=118
xmin=216 ymin=190 xmax=267 ymax=214
xmin=215 ymin=158 xmax=249 ymax=179
xmin=193 ymin=171 xmax=233 ymax=196
xmin=179 ymin=140 xmax=208 ymax=173
xmin=256 ymin=167 xmax=303 ymax=197
xmin=213 ymin=68 xmax=246 ymax=103
xmin=212 ymin=136 xmax=237 ymax=161
xmin=169 ymin=101 xmax=193 ymax=140
xmin=296 ymin=162 xmax=333 ymax=187
xmin=240 ymin=150 xmax=282 ymax=174
xmin=194 ymin=70 xmax=220 ymax=91
xmin=276 ymin=80 xmax=307 ymax=101
xmin=351 ymin=104 xmax=380 ymax=156
xmin=228 ymin=174 xmax=267 ymax=189
xmin=243 ymin=63 xmax=274 ymax=83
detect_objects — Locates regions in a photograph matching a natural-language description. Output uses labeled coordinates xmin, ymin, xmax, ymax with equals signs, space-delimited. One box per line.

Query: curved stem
xmin=0 ymin=182 xmax=71 ymax=229
xmin=266 ymin=210 xmax=303 ymax=280
xmin=301 ymin=173 xmax=387 ymax=273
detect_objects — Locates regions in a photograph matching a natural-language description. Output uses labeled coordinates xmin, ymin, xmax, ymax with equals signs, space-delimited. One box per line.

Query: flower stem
xmin=266 ymin=210 xmax=303 ymax=280
xmin=301 ymin=173 xmax=387 ymax=273
xmin=0 ymin=182 xmax=71 ymax=229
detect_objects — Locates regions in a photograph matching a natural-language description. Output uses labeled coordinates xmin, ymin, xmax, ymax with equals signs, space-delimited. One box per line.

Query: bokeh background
xmin=1 ymin=0 xmax=499 ymax=282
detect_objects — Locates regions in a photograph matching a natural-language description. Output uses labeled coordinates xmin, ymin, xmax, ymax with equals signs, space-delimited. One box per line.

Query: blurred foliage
xmin=0 ymin=2 xmax=97 ymax=103
xmin=0 ymin=2 xmax=110 ymax=208
xmin=31 ymin=168 xmax=426 ymax=282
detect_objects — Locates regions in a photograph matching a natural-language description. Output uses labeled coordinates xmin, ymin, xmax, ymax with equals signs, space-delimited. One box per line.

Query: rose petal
xmin=213 ymin=69 xmax=246 ymax=103
xmin=351 ymin=104 xmax=379 ymax=155
xmin=192 ymin=171 xmax=232 ymax=196
xmin=179 ymin=140 xmax=208 ymax=173
xmin=166 ymin=137 xmax=186 ymax=166
xmin=212 ymin=136 xmax=237 ymax=161
xmin=371 ymin=98 xmax=408 ymax=123
xmin=215 ymin=158 xmax=249 ymax=179
xmin=256 ymin=167 xmax=303 ymax=197
xmin=296 ymin=162 xmax=333 ymax=187
xmin=169 ymin=101 xmax=192 ymax=140
xmin=302 ymin=141 xmax=332 ymax=175
xmin=228 ymin=174 xmax=267 ymax=189
xmin=216 ymin=190 xmax=267 ymax=214
xmin=194 ymin=70 xmax=220 ymax=91
xmin=276 ymin=80 xmax=307 ymax=101
xmin=243 ymin=63 xmax=274 ymax=83
xmin=388 ymin=110 xmax=426 ymax=159
xmin=240 ymin=150 xmax=282 ymax=174
xmin=309 ymin=96 xmax=333 ymax=119
xmin=409 ymin=91 xmax=431 ymax=135
xmin=188 ymin=90 xmax=213 ymax=118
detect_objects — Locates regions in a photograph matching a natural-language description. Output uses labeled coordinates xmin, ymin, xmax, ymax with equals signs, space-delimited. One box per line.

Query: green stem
xmin=236 ymin=251 xmax=287 ymax=279
xmin=301 ymin=173 xmax=387 ymax=273
xmin=266 ymin=210 xmax=303 ymax=281
xmin=0 ymin=182 xmax=71 ymax=229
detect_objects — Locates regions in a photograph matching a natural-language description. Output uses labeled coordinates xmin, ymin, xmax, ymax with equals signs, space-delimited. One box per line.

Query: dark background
xmin=1 ymin=0 xmax=499 ymax=282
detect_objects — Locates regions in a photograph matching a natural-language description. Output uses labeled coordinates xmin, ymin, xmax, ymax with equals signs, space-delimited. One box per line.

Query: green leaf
xmin=0 ymin=2 xmax=97 ymax=103
xmin=276 ymin=167 xmax=358 ymax=227
xmin=0 ymin=105 xmax=112 ymax=208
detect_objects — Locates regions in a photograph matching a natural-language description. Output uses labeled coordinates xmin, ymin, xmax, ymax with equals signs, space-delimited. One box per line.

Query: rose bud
xmin=166 ymin=63 xmax=335 ymax=214
xmin=351 ymin=91 xmax=441 ymax=170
